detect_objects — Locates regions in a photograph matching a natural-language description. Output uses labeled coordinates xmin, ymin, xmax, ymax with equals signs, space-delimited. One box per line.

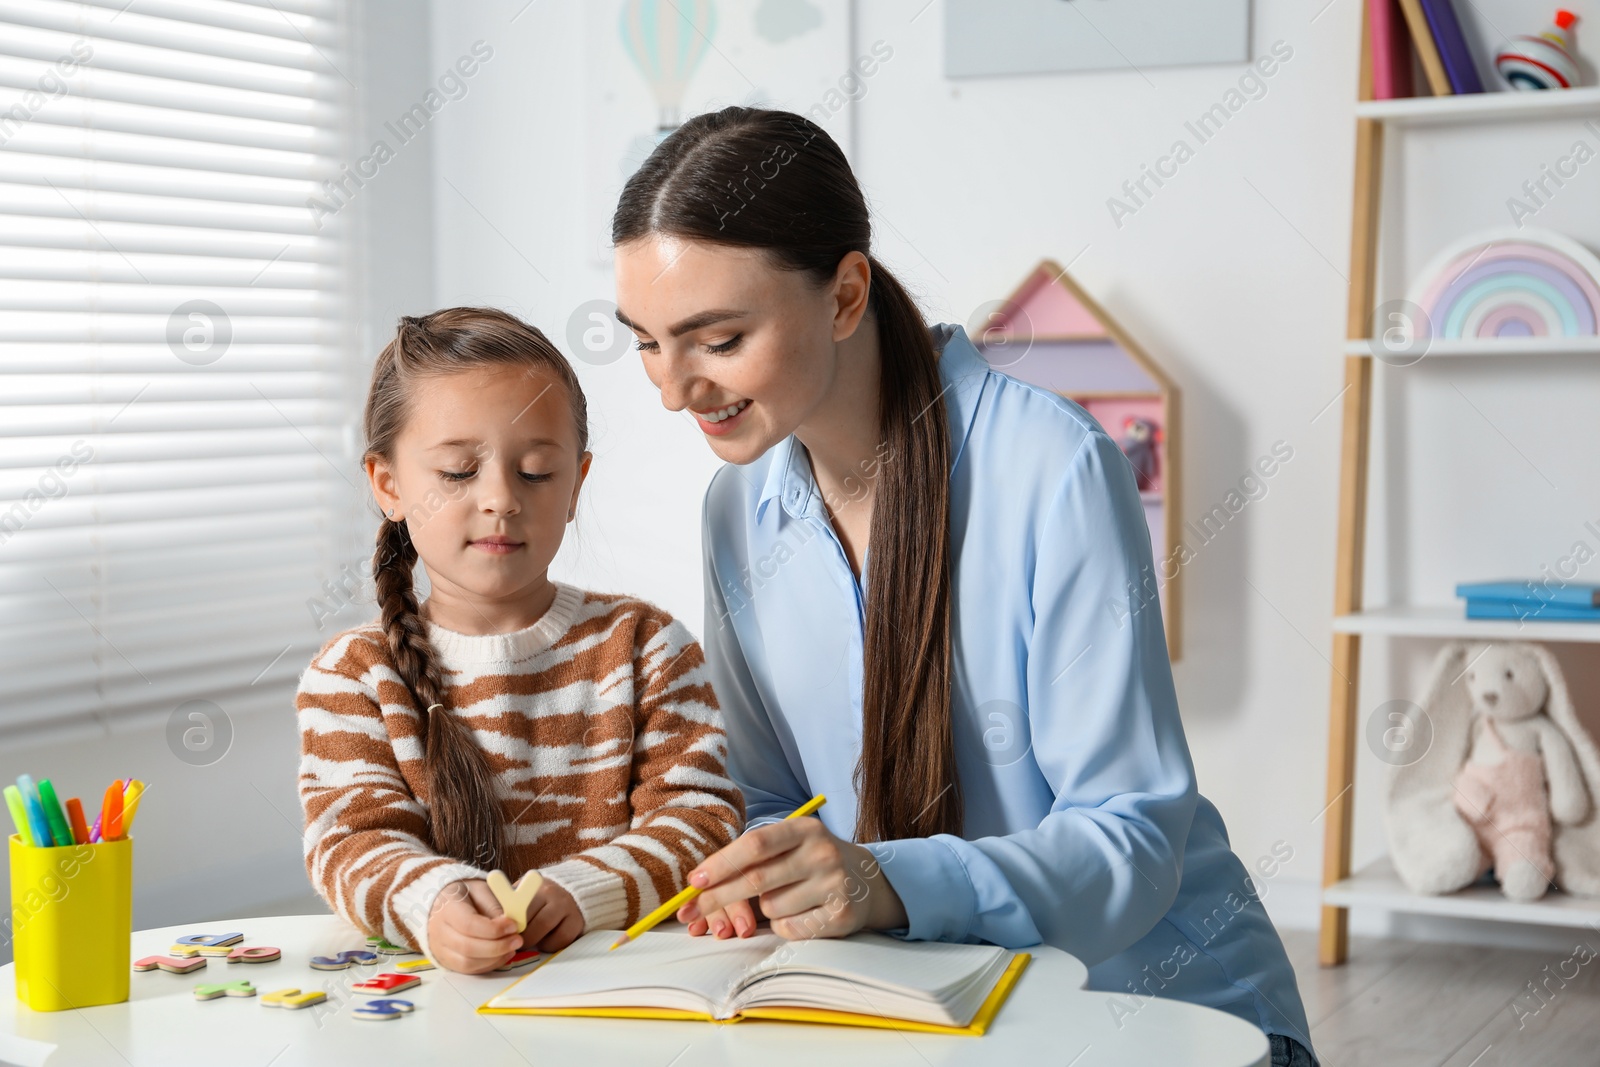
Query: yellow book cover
xmin=477 ymin=929 xmax=1030 ymax=1036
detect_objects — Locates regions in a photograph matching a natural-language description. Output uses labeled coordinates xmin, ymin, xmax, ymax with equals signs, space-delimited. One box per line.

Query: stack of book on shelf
xmin=1457 ymin=580 xmax=1600 ymax=622
xmin=1368 ymin=0 xmax=1484 ymax=99
xmin=1371 ymin=2 xmax=1584 ymax=99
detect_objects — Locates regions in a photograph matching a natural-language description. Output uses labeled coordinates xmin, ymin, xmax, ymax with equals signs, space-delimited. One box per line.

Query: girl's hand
xmin=676 ymin=817 xmax=906 ymax=941
xmin=518 ymin=879 xmax=585 ymax=953
xmin=426 ymin=878 xmax=522 ymax=974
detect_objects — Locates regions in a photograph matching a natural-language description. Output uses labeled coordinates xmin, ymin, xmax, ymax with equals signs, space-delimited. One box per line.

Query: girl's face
xmin=366 ymin=364 xmax=590 ymax=629
xmin=613 ymin=235 xmax=866 ymax=466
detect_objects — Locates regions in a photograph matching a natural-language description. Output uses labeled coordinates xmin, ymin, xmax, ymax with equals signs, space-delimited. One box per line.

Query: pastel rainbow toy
xmin=1406 ymin=228 xmax=1600 ymax=341
xmin=1494 ymin=10 xmax=1581 ymax=90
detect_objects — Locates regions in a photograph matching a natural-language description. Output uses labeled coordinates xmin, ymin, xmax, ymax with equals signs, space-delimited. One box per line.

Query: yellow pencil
xmin=610 ymin=793 xmax=826 ymax=950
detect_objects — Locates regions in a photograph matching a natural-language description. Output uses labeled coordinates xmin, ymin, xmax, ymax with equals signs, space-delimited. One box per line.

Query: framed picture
xmin=945 ymin=0 xmax=1252 ymax=78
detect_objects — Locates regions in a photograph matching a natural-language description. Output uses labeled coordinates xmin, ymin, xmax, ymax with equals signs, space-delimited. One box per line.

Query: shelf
xmin=1324 ymin=857 xmax=1600 ymax=927
xmin=1332 ymin=605 xmax=1600 ymax=643
xmin=1320 ymin=8 xmax=1600 ymax=969
xmin=1344 ymin=337 xmax=1600 ymax=359
xmin=1355 ymin=86 xmax=1600 ymax=127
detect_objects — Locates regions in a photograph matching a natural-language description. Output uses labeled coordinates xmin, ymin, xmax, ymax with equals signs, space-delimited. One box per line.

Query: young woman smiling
xmin=610 ymin=107 xmax=1318 ymax=1067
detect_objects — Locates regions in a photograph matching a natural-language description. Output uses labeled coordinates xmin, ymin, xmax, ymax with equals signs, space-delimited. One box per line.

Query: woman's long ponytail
xmin=852 ymin=257 xmax=960 ymax=842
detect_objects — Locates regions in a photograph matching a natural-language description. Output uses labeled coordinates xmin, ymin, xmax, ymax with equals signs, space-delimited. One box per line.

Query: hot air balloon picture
xmin=585 ymin=0 xmax=848 ymax=264
xmin=620 ymin=0 xmax=717 ymax=134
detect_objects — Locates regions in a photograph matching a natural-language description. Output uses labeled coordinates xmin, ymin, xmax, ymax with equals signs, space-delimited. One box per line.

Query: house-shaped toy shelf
xmin=975 ymin=259 xmax=1182 ymax=660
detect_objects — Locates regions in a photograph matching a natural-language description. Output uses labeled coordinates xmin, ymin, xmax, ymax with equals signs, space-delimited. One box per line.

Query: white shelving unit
xmin=1319 ymin=10 xmax=1600 ymax=966
xmin=1343 ymin=337 xmax=1600 ymax=358
xmin=1324 ymin=857 xmax=1600 ymax=926
xmin=1354 ymin=84 xmax=1600 ymax=126
xmin=1332 ymin=606 xmax=1600 ymax=643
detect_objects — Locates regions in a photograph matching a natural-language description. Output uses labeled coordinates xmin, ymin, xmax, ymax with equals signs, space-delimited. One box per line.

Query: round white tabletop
xmin=0 ymin=914 xmax=1268 ymax=1067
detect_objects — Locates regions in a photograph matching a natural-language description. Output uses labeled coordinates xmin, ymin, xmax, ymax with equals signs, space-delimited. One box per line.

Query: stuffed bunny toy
xmin=1387 ymin=641 xmax=1600 ymax=901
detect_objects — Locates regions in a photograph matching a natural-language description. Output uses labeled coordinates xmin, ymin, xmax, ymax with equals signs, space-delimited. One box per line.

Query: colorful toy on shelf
xmin=1404 ymin=228 xmax=1600 ymax=341
xmin=1387 ymin=642 xmax=1600 ymax=901
xmin=1495 ymin=9 xmax=1581 ymax=90
xmin=1120 ymin=417 xmax=1162 ymax=492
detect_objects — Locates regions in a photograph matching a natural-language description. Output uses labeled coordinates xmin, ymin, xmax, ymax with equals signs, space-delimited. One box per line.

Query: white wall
xmin=423 ymin=0 xmax=1600 ymax=950
xmin=425 ymin=1 xmax=727 ymax=616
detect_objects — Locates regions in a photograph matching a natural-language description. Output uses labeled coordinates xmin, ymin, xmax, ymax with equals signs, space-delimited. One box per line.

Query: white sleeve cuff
xmin=389 ymin=860 xmax=491 ymax=961
xmin=539 ymin=858 xmax=631 ymax=932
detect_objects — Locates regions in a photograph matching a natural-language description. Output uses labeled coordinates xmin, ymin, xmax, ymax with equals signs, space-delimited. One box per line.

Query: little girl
xmin=295 ymin=307 xmax=744 ymax=973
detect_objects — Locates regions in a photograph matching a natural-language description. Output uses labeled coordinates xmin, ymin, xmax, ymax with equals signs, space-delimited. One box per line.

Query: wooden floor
xmin=1280 ymin=928 xmax=1600 ymax=1066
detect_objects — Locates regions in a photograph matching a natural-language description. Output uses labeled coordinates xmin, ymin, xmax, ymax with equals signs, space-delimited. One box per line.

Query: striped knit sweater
xmin=295 ymin=582 xmax=744 ymax=960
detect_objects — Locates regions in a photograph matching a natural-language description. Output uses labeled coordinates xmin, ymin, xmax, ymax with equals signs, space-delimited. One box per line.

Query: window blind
xmin=0 ymin=0 xmax=362 ymax=743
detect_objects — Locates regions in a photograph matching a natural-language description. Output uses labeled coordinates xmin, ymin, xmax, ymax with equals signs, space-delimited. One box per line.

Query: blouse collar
xmin=756 ymin=323 xmax=991 ymax=523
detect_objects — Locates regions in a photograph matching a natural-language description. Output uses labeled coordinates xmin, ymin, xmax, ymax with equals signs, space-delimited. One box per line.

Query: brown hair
xmin=363 ymin=306 xmax=589 ymax=871
xmin=612 ymin=107 xmax=960 ymax=843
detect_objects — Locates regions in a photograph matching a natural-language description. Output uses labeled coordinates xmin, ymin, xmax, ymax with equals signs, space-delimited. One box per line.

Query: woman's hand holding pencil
xmin=610 ymin=794 xmax=829 ymax=951
xmin=670 ymin=792 xmax=909 ymax=944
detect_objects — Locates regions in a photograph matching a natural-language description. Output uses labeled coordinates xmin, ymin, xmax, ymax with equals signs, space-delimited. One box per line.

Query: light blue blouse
xmin=700 ymin=323 xmax=1312 ymax=1046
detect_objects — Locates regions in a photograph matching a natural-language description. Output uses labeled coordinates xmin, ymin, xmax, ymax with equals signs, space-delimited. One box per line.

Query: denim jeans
xmin=1268 ymin=1033 xmax=1319 ymax=1067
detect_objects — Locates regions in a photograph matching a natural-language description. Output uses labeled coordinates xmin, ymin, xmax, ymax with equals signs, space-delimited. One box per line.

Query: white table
xmin=0 ymin=914 xmax=1269 ymax=1067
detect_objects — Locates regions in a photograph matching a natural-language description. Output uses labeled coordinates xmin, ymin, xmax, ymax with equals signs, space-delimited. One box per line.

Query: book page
xmin=486 ymin=929 xmax=788 ymax=1016
xmin=486 ymin=929 xmax=1015 ymax=1027
xmin=742 ymin=932 xmax=1007 ymax=996
xmin=733 ymin=934 xmax=1012 ymax=1026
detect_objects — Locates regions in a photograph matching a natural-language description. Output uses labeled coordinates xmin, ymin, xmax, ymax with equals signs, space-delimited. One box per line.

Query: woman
xmin=611 ymin=107 xmax=1318 ymax=1067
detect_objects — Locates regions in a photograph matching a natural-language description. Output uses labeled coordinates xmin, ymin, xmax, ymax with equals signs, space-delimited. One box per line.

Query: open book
xmin=478 ymin=928 xmax=1030 ymax=1035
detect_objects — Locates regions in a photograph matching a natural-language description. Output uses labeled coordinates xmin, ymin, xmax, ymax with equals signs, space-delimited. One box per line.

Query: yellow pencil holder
xmin=9 ymin=833 xmax=132 ymax=1012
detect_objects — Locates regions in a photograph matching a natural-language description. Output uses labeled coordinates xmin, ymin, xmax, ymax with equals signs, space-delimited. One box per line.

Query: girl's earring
xmin=386 ymin=507 xmax=396 ymax=521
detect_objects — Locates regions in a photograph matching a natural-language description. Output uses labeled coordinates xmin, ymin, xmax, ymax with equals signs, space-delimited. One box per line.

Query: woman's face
xmin=614 ymin=235 xmax=862 ymax=466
